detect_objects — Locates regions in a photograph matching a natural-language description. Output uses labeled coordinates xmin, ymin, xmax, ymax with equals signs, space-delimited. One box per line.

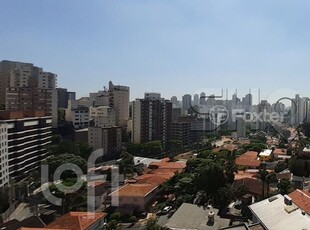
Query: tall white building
xmin=109 ymin=81 xmax=129 ymax=127
xmin=0 ymin=122 xmax=9 ymax=188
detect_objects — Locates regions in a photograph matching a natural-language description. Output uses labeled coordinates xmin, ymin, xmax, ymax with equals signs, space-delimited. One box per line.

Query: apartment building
xmin=132 ymin=95 xmax=172 ymax=146
xmin=0 ymin=60 xmax=58 ymax=127
xmin=66 ymin=100 xmax=89 ymax=129
xmin=56 ymin=87 xmax=76 ymax=108
xmin=109 ymin=81 xmax=129 ymax=127
xmin=0 ymin=110 xmax=52 ymax=181
xmin=172 ymin=122 xmax=191 ymax=146
xmin=88 ymin=126 xmax=122 ymax=156
xmin=0 ymin=122 xmax=9 ymax=188
xmin=89 ymin=106 xmax=115 ymax=128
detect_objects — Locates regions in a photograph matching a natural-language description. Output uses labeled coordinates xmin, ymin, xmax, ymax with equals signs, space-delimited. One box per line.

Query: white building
xmin=66 ymin=100 xmax=89 ymax=129
xmin=0 ymin=122 xmax=9 ymax=188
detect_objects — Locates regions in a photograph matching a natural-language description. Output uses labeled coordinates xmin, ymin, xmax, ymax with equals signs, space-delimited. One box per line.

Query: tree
xmin=225 ymin=151 xmax=238 ymax=184
xmin=45 ymin=153 xmax=87 ymax=180
xmin=277 ymin=179 xmax=294 ymax=195
xmin=275 ymin=161 xmax=287 ymax=173
xmin=145 ymin=218 xmax=169 ymax=230
xmin=143 ymin=140 xmax=163 ymax=156
xmin=265 ymin=172 xmax=277 ymax=197
xmin=0 ymin=187 xmax=10 ymax=213
xmin=127 ymin=143 xmax=143 ymax=155
xmin=255 ymin=169 xmax=269 ymax=199
xmin=118 ymin=152 xmax=134 ymax=177
xmin=76 ymin=142 xmax=93 ymax=160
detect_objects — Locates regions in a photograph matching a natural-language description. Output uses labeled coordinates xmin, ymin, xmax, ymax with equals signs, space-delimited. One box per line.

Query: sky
xmin=1 ymin=0 xmax=310 ymax=102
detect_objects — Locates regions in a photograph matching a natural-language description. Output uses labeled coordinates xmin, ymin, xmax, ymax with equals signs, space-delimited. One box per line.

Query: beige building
xmin=0 ymin=60 xmax=58 ymax=127
xmin=88 ymin=126 xmax=122 ymax=156
xmin=89 ymin=106 xmax=115 ymax=128
xmin=109 ymin=81 xmax=129 ymax=127
xmin=66 ymin=100 xmax=89 ymax=129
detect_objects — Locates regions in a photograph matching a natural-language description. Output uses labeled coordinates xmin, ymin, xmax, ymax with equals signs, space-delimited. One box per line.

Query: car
xmin=161 ymin=206 xmax=172 ymax=214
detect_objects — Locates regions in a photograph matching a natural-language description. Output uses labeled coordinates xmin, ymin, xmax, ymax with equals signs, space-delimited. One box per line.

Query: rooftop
xmin=110 ymin=183 xmax=157 ymax=197
xmin=249 ymin=194 xmax=310 ymax=230
xmin=45 ymin=212 xmax=107 ymax=230
xmin=165 ymin=203 xmax=230 ymax=230
xmin=258 ymin=149 xmax=272 ymax=157
xmin=273 ymin=148 xmax=287 ymax=155
xmin=235 ymin=151 xmax=260 ymax=168
xmin=288 ymin=189 xmax=310 ymax=215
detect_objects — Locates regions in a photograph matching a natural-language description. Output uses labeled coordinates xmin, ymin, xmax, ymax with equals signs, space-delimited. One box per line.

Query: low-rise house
xmin=258 ymin=149 xmax=273 ymax=162
xmin=276 ymin=169 xmax=292 ymax=181
xmin=249 ymin=194 xmax=310 ymax=229
xmin=235 ymin=151 xmax=260 ymax=169
xmin=110 ymin=158 xmax=186 ymax=213
xmin=87 ymin=181 xmax=110 ymax=210
xmin=45 ymin=212 xmax=107 ymax=230
xmin=288 ymin=189 xmax=310 ymax=215
xmin=273 ymin=148 xmax=290 ymax=160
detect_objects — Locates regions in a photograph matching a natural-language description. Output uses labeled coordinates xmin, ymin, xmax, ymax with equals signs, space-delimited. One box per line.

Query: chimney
xmin=284 ymin=195 xmax=292 ymax=205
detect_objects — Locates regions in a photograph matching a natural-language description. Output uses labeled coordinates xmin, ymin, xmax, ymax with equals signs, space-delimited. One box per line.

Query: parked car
xmin=161 ymin=206 xmax=172 ymax=214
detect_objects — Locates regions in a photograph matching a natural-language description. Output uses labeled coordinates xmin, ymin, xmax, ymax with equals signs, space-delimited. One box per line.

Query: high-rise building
xmin=0 ymin=60 xmax=58 ymax=127
xmin=88 ymin=126 xmax=122 ymax=156
xmin=0 ymin=110 xmax=52 ymax=181
xmin=182 ymin=94 xmax=192 ymax=110
xmin=109 ymin=81 xmax=129 ymax=127
xmin=132 ymin=96 xmax=172 ymax=146
xmin=57 ymin=88 xmax=76 ymax=109
xmin=236 ymin=118 xmax=247 ymax=138
xmin=0 ymin=122 xmax=9 ymax=188
xmin=172 ymin=122 xmax=191 ymax=146
xmin=89 ymin=106 xmax=116 ymax=128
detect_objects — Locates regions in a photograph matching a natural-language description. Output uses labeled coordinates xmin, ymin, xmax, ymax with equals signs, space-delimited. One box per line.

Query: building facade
xmin=0 ymin=122 xmax=9 ymax=188
xmin=88 ymin=126 xmax=122 ymax=156
xmin=89 ymin=106 xmax=115 ymax=128
xmin=0 ymin=110 xmax=52 ymax=181
xmin=109 ymin=81 xmax=129 ymax=127
xmin=132 ymin=97 xmax=172 ymax=146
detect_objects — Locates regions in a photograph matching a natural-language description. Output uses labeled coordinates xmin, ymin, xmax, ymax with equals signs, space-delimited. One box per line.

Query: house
xmin=45 ymin=212 xmax=107 ymax=230
xmin=235 ymin=151 xmax=260 ymax=169
xmin=110 ymin=158 xmax=186 ymax=213
xmin=273 ymin=148 xmax=290 ymax=160
xmin=258 ymin=149 xmax=273 ymax=162
xmin=288 ymin=189 xmax=310 ymax=215
xmin=87 ymin=181 xmax=110 ymax=210
xmin=249 ymin=194 xmax=310 ymax=229
xmin=110 ymin=183 xmax=158 ymax=214
xmin=276 ymin=169 xmax=292 ymax=181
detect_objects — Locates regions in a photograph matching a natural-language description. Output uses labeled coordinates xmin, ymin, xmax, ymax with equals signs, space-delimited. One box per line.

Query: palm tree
xmin=255 ymin=169 xmax=269 ymax=199
xmin=225 ymin=151 xmax=238 ymax=184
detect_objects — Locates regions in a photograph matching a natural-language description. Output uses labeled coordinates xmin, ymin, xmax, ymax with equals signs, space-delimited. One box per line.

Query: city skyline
xmin=1 ymin=0 xmax=310 ymax=100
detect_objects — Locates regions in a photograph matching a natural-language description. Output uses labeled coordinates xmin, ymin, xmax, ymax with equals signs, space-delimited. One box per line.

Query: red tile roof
xmin=288 ymin=189 xmax=310 ymax=215
xmin=45 ymin=212 xmax=106 ymax=230
xmin=273 ymin=148 xmax=287 ymax=155
xmin=111 ymin=183 xmax=157 ymax=197
xmin=235 ymin=151 xmax=260 ymax=168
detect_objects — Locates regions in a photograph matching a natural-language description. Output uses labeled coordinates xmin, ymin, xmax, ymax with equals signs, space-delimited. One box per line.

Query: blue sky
xmin=1 ymin=0 xmax=310 ymax=102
